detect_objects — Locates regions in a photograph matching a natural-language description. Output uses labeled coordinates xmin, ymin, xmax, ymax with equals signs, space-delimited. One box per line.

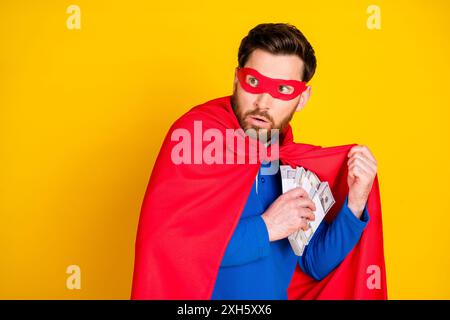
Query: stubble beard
xmin=230 ymin=94 xmax=296 ymax=144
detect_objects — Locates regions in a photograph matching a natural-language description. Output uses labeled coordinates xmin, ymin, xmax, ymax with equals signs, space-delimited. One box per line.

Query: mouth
xmin=247 ymin=115 xmax=271 ymax=129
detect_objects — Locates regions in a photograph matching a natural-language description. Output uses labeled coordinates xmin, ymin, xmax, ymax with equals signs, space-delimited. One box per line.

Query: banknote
xmin=281 ymin=165 xmax=336 ymax=256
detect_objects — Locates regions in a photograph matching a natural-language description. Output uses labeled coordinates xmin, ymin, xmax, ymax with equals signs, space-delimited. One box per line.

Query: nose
xmin=254 ymin=92 xmax=273 ymax=111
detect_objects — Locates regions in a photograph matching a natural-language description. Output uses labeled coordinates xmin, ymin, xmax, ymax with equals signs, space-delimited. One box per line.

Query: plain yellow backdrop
xmin=1 ymin=0 xmax=449 ymax=299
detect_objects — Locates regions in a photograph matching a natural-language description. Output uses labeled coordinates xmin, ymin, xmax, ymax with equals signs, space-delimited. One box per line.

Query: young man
xmin=132 ymin=23 xmax=386 ymax=300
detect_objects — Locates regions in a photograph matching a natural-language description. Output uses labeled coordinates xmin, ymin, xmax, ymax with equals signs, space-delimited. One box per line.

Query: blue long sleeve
xmin=298 ymin=195 xmax=370 ymax=280
xmin=220 ymin=215 xmax=270 ymax=267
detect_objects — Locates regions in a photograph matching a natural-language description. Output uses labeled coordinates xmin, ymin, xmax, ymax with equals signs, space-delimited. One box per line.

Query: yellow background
xmin=1 ymin=0 xmax=449 ymax=299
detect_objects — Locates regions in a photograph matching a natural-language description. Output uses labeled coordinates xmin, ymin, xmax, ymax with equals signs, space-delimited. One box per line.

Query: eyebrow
xmin=253 ymin=69 xmax=301 ymax=82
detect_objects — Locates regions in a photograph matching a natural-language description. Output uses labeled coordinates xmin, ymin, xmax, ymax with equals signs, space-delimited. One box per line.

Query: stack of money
xmin=280 ymin=165 xmax=336 ymax=256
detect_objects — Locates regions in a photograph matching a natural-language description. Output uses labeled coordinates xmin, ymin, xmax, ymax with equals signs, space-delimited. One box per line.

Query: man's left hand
xmin=346 ymin=145 xmax=377 ymax=218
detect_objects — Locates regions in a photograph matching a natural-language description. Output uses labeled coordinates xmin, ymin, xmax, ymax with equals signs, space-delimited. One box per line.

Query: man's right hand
xmin=261 ymin=187 xmax=316 ymax=242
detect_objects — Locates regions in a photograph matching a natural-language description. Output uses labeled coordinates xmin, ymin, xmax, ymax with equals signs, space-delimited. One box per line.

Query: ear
xmin=295 ymin=85 xmax=312 ymax=112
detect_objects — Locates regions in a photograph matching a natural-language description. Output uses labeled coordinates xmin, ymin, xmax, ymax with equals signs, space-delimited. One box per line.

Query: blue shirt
xmin=211 ymin=161 xmax=370 ymax=300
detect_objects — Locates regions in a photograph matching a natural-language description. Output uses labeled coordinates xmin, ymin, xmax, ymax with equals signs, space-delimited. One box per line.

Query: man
xmin=131 ymin=23 xmax=386 ymax=300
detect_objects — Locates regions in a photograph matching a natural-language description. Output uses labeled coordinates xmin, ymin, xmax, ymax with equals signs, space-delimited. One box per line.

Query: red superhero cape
xmin=131 ymin=96 xmax=387 ymax=300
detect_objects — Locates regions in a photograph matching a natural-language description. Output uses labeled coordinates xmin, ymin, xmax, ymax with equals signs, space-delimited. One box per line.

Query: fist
xmin=261 ymin=187 xmax=316 ymax=242
xmin=347 ymin=145 xmax=377 ymax=218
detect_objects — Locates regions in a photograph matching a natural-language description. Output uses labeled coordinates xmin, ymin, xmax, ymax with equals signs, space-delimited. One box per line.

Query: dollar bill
xmin=280 ymin=165 xmax=297 ymax=193
xmin=317 ymin=181 xmax=336 ymax=214
xmin=280 ymin=165 xmax=336 ymax=256
xmin=305 ymin=170 xmax=321 ymax=198
xmin=294 ymin=167 xmax=305 ymax=187
xmin=288 ymin=231 xmax=305 ymax=256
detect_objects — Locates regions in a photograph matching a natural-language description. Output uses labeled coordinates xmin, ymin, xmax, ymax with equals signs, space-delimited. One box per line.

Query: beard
xmin=230 ymin=94 xmax=296 ymax=143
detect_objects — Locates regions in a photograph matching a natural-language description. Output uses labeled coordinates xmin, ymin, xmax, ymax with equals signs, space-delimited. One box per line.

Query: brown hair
xmin=237 ymin=23 xmax=317 ymax=82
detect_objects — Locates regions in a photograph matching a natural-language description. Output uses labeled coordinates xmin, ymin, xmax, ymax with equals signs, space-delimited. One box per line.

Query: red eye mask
xmin=236 ymin=67 xmax=308 ymax=101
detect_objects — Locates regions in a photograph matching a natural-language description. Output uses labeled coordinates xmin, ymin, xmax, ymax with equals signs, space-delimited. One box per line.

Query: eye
xmin=279 ymin=85 xmax=294 ymax=94
xmin=247 ymin=76 xmax=259 ymax=87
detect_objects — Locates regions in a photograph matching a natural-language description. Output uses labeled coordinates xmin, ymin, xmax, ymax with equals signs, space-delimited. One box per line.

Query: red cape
xmin=131 ymin=96 xmax=387 ymax=300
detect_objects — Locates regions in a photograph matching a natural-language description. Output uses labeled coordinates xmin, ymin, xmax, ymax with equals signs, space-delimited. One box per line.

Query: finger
xmin=347 ymin=145 xmax=364 ymax=158
xmin=348 ymin=150 xmax=377 ymax=168
xmin=348 ymin=145 xmax=377 ymax=165
xmin=348 ymin=150 xmax=377 ymax=169
xmin=349 ymin=162 xmax=370 ymax=175
xmin=348 ymin=145 xmax=370 ymax=158
xmin=299 ymin=209 xmax=315 ymax=221
xmin=283 ymin=187 xmax=308 ymax=200
xmin=348 ymin=163 xmax=370 ymax=180
xmin=300 ymin=224 xmax=309 ymax=231
xmin=360 ymin=146 xmax=377 ymax=164
xmin=347 ymin=156 xmax=376 ymax=174
xmin=294 ymin=197 xmax=316 ymax=212
xmin=300 ymin=219 xmax=312 ymax=231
